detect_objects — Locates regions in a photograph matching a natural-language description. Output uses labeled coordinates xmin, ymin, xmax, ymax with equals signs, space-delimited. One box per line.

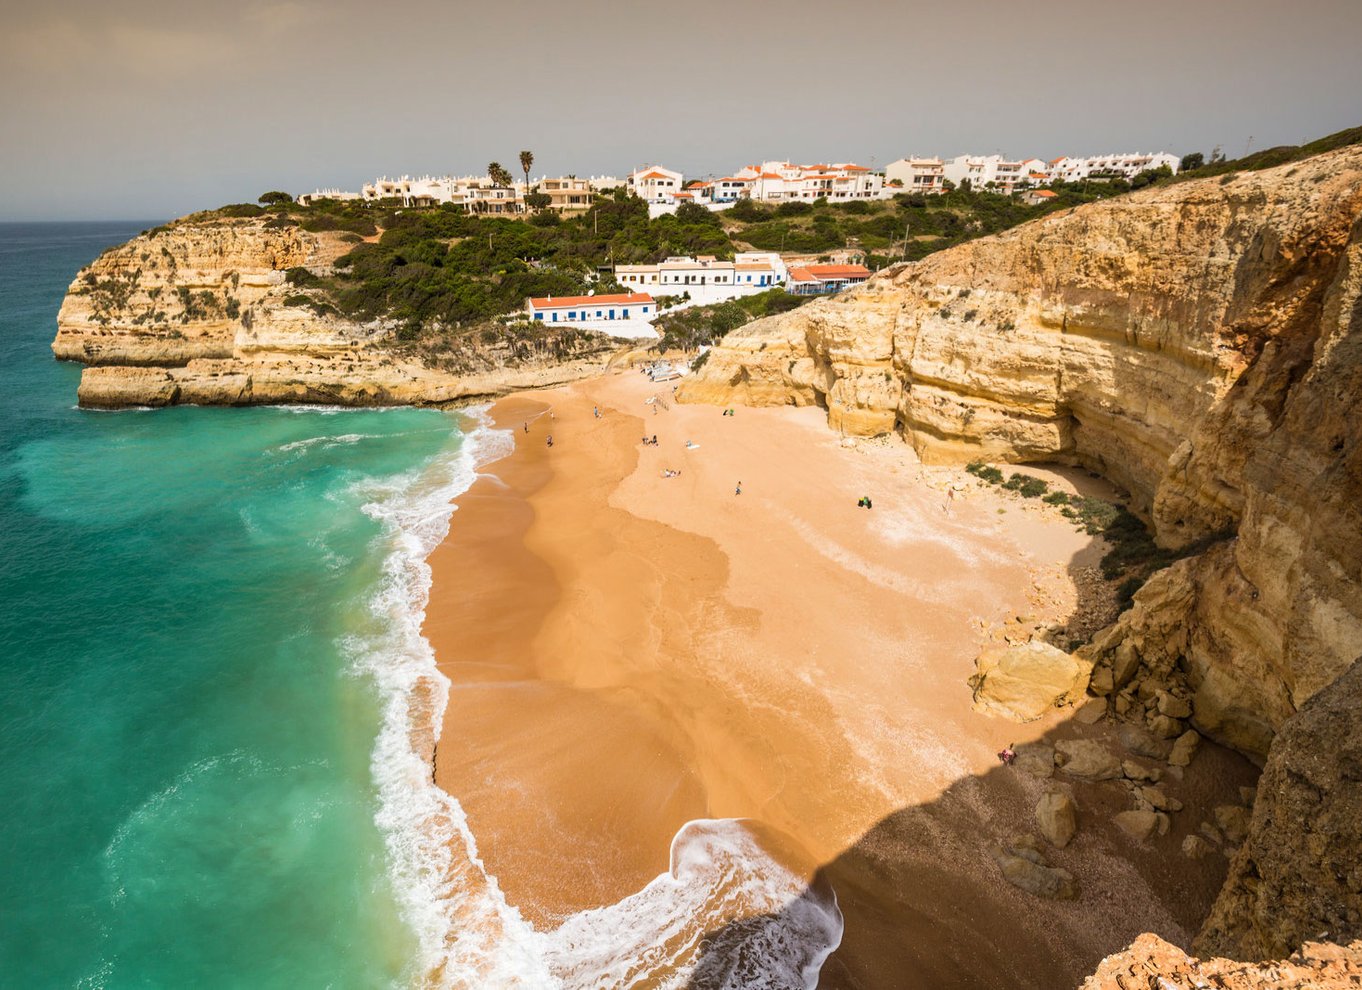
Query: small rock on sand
xmin=1214 ymin=804 xmax=1252 ymax=845
xmin=1114 ymin=809 xmax=1160 ymax=842
xmin=989 ymin=842 xmax=1079 ymax=900
xmin=1182 ymin=835 xmax=1214 ymax=860
xmin=1122 ymin=759 xmax=1163 ymax=783
xmin=1014 ymin=742 xmax=1056 ymax=779
xmin=1118 ymin=723 xmax=1173 ymax=760
xmin=1056 ymin=739 xmax=1122 ymax=780
xmin=1074 ymin=698 xmax=1107 ymax=724
xmin=1168 ymin=729 xmax=1201 ymax=767
xmin=1036 ymin=791 xmax=1078 ymax=848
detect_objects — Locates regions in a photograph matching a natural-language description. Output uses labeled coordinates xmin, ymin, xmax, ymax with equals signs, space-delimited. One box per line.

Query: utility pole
xmin=901 ymin=221 xmax=910 ymax=261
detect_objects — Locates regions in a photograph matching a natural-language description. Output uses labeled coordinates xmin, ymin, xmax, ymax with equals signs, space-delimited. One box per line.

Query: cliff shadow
xmin=685 ymin=712 xmax=1259 ymax=990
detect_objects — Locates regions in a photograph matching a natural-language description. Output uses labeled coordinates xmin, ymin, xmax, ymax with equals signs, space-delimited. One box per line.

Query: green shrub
xmin=1018 ymin=476 xmax=1048 ymax=498
xmin=1042 ymin=490 xmax=1070 ymax=505
xmin=966 ymin=461 xmax=1005 ymax=484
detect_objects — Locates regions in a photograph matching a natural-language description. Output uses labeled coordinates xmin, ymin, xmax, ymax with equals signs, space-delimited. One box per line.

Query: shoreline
xmin=418 ymin=368 xmax=1257 ymax=985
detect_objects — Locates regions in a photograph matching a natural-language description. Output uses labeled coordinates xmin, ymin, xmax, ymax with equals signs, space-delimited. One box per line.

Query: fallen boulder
xmin=989 ymin=841 xmax=1079 ymax=900
xmin=1036 ymin=791 xmax=1078 ymax=848
xmin=1056 ymin=739 xmax=1122 ymax=780
xmin=969 ymin=640 xmax=1093 ymax=722
xmin=1114 ymin=809 xmax=1160 ymax=842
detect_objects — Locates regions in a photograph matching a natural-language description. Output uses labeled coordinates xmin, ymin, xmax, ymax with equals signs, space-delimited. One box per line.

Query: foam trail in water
xmin=350 ymin=410 xmax=843 ymax=988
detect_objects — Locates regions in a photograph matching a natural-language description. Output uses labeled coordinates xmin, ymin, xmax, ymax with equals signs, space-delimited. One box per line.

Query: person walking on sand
xmin=546 ymin=435 xmax=554 ymax=448
xmin=523 ymin=422 xmax=529 ymax=433
xmin=944 ymin=486 xmax=956 ymax=515
xmin=735 ymin=481 xmax=742 ymax=496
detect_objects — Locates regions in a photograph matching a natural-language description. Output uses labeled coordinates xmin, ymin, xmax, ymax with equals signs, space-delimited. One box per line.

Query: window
xmin=568 ymin=311 xmax=577 ymax=319
xmin=533 ymin=312 xmax=543 ymax=321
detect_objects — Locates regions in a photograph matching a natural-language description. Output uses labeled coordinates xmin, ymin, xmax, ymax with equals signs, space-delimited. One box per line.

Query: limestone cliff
xmin=1196 ymin=657 xmax=1362 ymax=960
xmin=53 ymin=216 xmax=621 ymax=408
xmin=681 ymin=147 xmax=1362 ymax=765
xmin=681 ymin=149 xmax=1362 ymax=974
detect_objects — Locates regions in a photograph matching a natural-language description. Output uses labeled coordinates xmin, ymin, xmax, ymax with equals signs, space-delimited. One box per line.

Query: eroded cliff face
xmin=53 ymin=216 xmax=620 ymax=408
xmin=681 ymin=149 xmax=1362 ymax=973
xmin=682 ymin=148 xmax=1362 ymax=765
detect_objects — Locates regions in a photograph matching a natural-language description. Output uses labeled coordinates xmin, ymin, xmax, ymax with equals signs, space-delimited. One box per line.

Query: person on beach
xmin=523 ymin=422 xmax=529 ymax=433
xmin=944 ymin=486 xmax=956 ymax=515
xmin=546 ymin=435 xmax=554 ymax=448
xmin=735 ymin=481 xmax=742 ymax=496
xmin=652 ymin=435 xmax=657 ymax=445
xmin=593 ymin=405 xmax=600 ymax=418
xmin=998 ymin=744 xmax=1016 ymax=766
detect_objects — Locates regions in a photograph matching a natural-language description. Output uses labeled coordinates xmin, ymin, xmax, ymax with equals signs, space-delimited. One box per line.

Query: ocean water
xmin=0 ymin=222 xmax=478 ymax=987
xmin=0 ymin=222 xmax=842 ymax=989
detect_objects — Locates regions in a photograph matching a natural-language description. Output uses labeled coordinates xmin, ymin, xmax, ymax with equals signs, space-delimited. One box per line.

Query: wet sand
xmin=423 ymin=370 xmax=1254 ymax=985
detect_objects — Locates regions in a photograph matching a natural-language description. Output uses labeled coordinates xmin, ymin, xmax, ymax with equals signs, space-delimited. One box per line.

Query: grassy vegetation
xmin=965 ymin=462 xmax=1232 ymax=611
xmin=723 ymin=181 xmax=1134 ymax=263
xmin=1172 ymin=124 xmax=1362 ymax=183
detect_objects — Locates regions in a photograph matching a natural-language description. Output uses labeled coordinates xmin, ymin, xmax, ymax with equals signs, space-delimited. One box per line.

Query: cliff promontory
xmin=53 ymin=216 xmax=622 ymax=408
xmin=681 ymin=146 xmax=1362 ymax=970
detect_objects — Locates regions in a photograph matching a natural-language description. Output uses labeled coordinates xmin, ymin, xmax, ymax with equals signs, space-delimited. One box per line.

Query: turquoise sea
xmin=0 ymin=222 xmax=476 ymax=987
xmin=0 ymin=223 xmax=845 ymax=989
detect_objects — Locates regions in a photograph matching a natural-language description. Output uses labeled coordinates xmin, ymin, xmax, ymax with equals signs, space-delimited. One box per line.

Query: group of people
xmin=856 ymin=496 xmax=874 ymax=509
xmin=661 ymin=469 xmax=682 ymax=479
xmin=641 ymin=435 xmax=659 ymax=446
xmin=721 ymin=408 xmax=737 ymax=417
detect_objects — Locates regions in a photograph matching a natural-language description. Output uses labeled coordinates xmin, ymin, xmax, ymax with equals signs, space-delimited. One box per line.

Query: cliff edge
xmin=680 ymin=146 xmax=1362 ymax=973
xmin=52 ymin=216 xmax=621 ymax=408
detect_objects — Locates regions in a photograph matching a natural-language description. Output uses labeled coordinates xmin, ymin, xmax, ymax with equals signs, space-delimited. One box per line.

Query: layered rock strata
xmin=681 ymin=148 xmax=1362 ymax=976
xmin=53 ymin=217 xmax=621 ymax=408
xmin=681 ymin=148 xmax=1362 ymax=766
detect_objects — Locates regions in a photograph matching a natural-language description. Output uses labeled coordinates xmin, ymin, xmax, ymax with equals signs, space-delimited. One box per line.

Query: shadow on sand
xmin=687 ymin=710 xmax=1258 ymax=989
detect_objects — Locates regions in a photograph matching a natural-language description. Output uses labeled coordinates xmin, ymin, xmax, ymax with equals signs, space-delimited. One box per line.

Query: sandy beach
xmin=423 ymin=369 xmax=1257 ymax=987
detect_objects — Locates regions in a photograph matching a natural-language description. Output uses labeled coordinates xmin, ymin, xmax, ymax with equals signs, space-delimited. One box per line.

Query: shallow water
xmin=0 ymin=222 xmax=465 ymax=987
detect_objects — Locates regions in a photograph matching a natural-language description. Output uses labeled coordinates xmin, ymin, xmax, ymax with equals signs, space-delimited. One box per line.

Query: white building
xmin=627 ymin=166 xmax=685 ymax=204
xmin=297 ymin=188 xmax=362 ymax=205
xmin=786 ymin=264 xmax=872 ymax=296
xmin=735 ymin=161 xmax=884 ymax=202
xmin=941 ymin=155 xmax=1039 ymax=194
xmin=614 ymin=254 xmax=782 ymax=306
xmin=524 ymin=292 xmax=657 ymax=338
xmin=1048 ymin=152 xmax=1180 ymax=183
xmin=884 ymin=157 xmax=946 ymax=195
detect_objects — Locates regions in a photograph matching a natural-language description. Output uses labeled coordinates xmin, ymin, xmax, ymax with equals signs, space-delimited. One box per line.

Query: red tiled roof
xmin=806 ymin=262 xmax=871 ymax=279
xmin=790 ymin=264 xmax=872 ymax=282
xmin=673 ymin=192 xmax=694 ymax=198
xmin=636 ymin=169 xmax=673 ymax=180
xmin=528 ymin=292 xmax=655 ymax=309
xmin=1031 ymin=190 xmax=1058 ymax=198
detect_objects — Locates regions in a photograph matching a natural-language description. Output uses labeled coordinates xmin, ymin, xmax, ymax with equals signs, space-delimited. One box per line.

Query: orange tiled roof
xmin=528 ymin=292 xmax=655 ymax=308
xmin=790 ymin=264 xmax=872 ymax=281
xmin=636 ymin=169 xmax=673 ymax=180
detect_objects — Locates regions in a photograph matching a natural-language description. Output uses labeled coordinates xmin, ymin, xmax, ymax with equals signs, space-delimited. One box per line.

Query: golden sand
xmin=422 ymin=370 xmax=1253 ymax=986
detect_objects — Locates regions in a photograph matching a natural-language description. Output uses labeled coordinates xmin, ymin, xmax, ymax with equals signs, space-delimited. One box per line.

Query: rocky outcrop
xmin=53 ymin=216 xmax=623 ymax=408
xmin=682 ymin=148 xmax=1362 ymax=767
xmin=684 ymin=147 xmax=1362 ymax=975
xmin=1196 ymin=657 xmax=1362 ymax=961
xmin=968 ymin=640 xmax=1092 ymax=721
xmin=1080 ymin=933 xmax=1362 ymax=989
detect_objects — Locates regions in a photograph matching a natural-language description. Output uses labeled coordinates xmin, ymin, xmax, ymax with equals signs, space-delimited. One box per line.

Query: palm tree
xmin=519 ymin=150 xmax=534 ymax=195
xmin=487 ymin=162 xmax=514 ymax=188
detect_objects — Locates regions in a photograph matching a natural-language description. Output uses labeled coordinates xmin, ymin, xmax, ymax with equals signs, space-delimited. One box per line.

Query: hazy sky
xmin=2 ymin=0 xmax=1360 ymax=220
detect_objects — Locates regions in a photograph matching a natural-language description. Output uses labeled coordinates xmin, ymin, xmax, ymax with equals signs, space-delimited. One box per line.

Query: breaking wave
xmin=346 ymin=410 xmax=843 ymax=987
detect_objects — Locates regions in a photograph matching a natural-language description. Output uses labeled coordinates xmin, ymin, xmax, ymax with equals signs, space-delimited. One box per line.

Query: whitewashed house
xmin=884 ymin=157 xmax=946 ymax=195
xmin=627 ymin=166 xmax=685 ymax=203
xmin=1048 ymin=152 xmax=1180 ymax=183
xmin=524 ymin=292 xmax=657 ymax=336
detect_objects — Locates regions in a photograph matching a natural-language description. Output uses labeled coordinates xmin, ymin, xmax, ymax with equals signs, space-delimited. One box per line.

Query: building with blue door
xmin=524 ymin=292 xmax=656 ymax=324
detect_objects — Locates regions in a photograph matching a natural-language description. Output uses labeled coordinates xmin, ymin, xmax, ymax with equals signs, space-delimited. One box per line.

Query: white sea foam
xmin=348 ymin=410 xmax=843 ymax=988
